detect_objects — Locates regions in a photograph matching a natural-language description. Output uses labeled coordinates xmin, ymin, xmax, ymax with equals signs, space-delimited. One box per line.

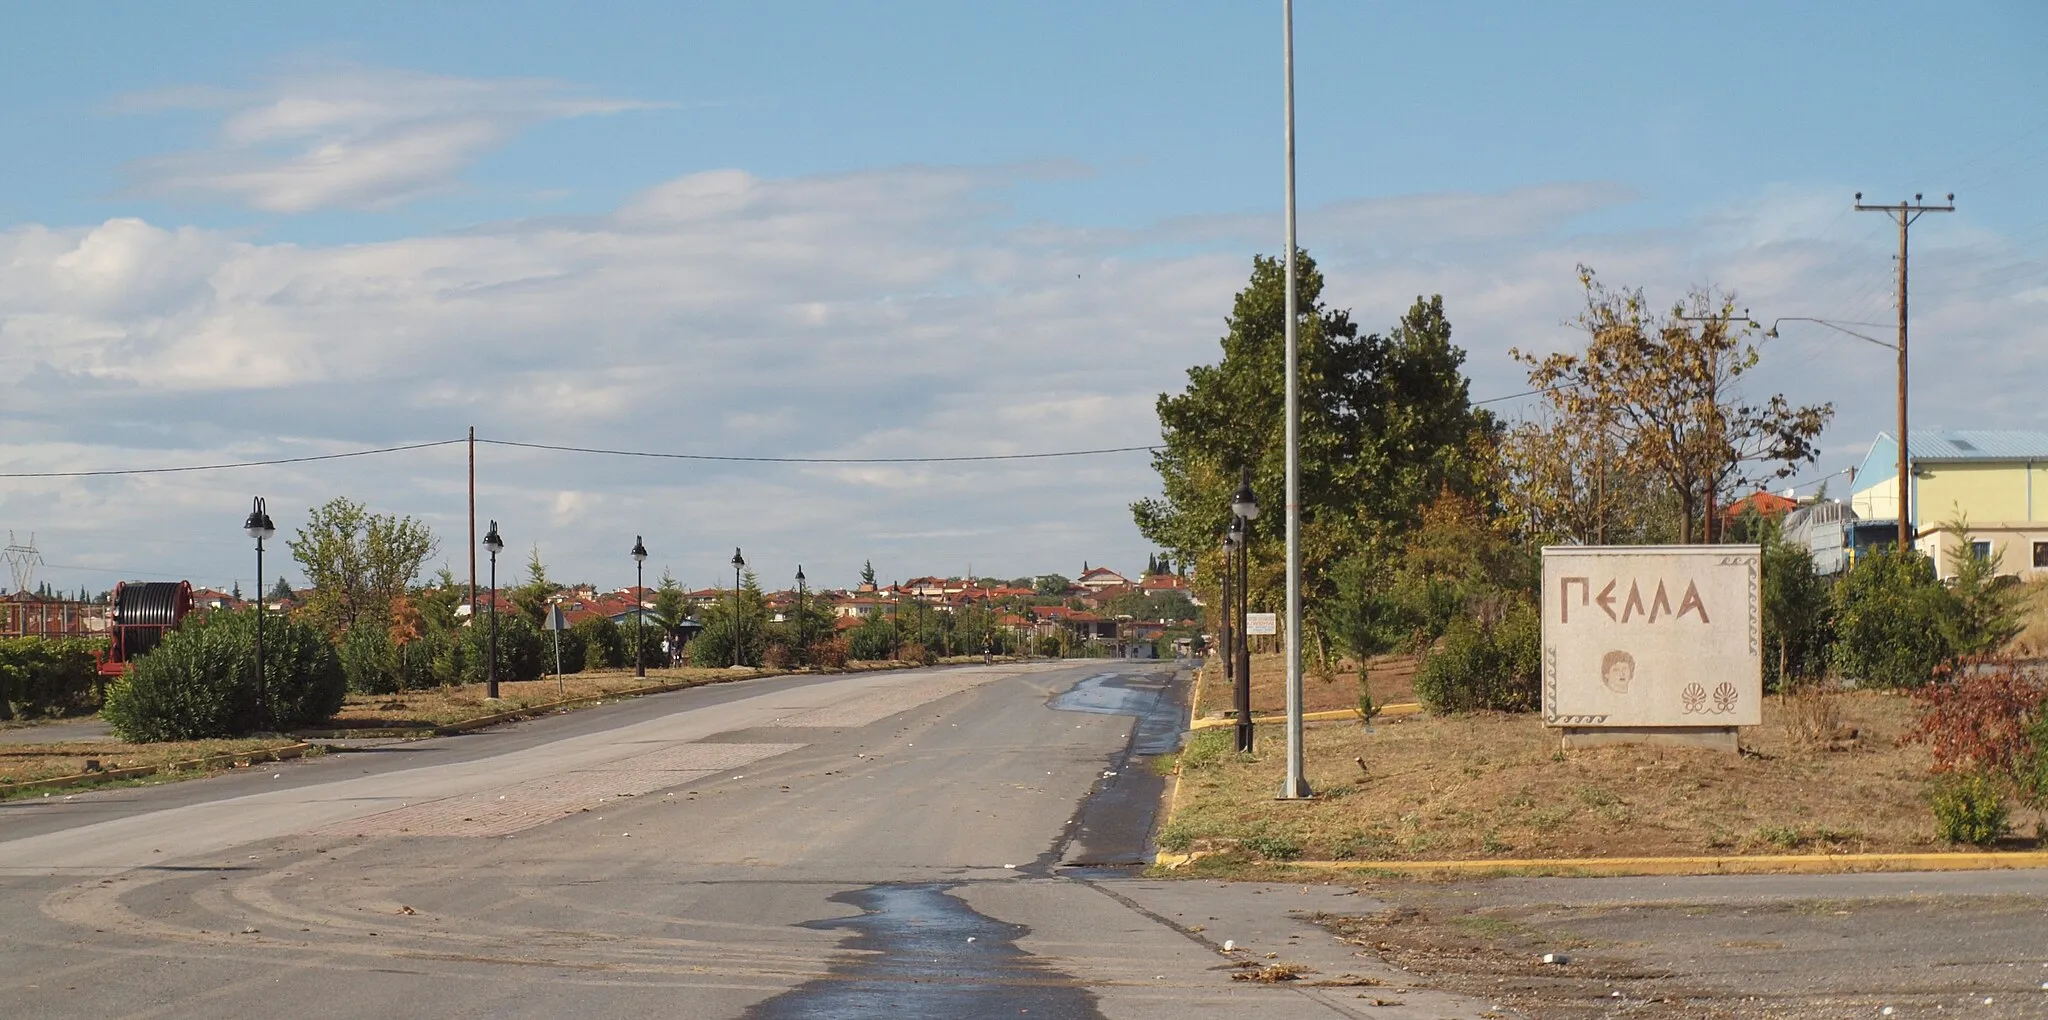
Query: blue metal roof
xmin=1906 ymin=430 xmax=2048 ymax=461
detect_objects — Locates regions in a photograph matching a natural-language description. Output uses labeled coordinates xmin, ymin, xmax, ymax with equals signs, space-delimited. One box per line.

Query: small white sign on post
xmin=1244 ymin=612 xmax=1278 ymax=636
xmin=1541 ymin=546 xmax=1761 ymax=746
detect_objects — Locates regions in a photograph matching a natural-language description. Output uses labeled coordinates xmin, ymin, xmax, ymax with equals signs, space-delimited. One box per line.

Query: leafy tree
xmin=287 ymin=497 xmax=437 ymax=637
xmin=1134 ymin=252 xmax=1496 ymax=620
xmin=848 ymin=613 xmax=898 ymax=661
xmin=1513 ymin=268 xmax=1832 ymax=543
xmin=573 ymin=615 xmax=626 ymax=669
xmin=1830 ymin=549 xmax=1961 ymax=688
xmin=1760 ymin=530 xmax=1832 ymax=691
xmin=689 ymin=572 xmax=770 ymax=667
xmin=1034 ymin=574 xmax=1072 ymax=597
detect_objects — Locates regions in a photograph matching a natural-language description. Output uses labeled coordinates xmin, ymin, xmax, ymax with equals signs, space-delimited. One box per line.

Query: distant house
xmin=1721 ymin=491 xmax=1798 ymax=523
xmin=1848 ymin=429 xmax=2048 ymax=579
xmin=1076 ymin=566 xmax=1130 ymax=592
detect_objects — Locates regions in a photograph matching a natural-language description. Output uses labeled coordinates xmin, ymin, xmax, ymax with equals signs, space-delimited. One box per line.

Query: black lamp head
xmin=243 ymin=496 xmax=276 ymax=541
xmin=631 ymin=536 xmax=648 ymax=563
xmin=731 ymin=547 xmax=745 ymax=569
xmin=483 ymin=520 xmax=504 ymax=554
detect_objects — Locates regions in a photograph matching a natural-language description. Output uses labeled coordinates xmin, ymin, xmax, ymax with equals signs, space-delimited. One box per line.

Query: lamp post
xmin=1219 ymin=529 xmax=1235 ymax=687
xmin=483 ymin=521 xmax=504 ymax=699
xmin=631 ymin=536 xmax=649 ymax=677
xmin=1231 ymin=471 xmax=1260 ymax=754
xmin=242 ymin=497 xmax=276 ymax=731
xmin=731 ymin=548 xmax=746 ymax=667
xmin=795 ymin=565 xmax=808 ymax=661
xmin=1277 ymin=0 xmax=1311 ymax=800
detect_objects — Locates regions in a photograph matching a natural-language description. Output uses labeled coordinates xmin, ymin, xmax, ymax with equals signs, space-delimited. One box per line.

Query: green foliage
xmin=1830 ymin=549 xmax=1960 ymax=688
xmin=286 ymin=496 xmax=437 ymax=637
xmin=461 ymin=613 xmax=546 ymax=683
xmin=509 ymin=546 xmax=555 ymax=624
xmin=1943 ymin=519 xmax=2025 ymax=657
xmin=847 ymin=614 xmax=898 ymax=661
xmin=1413 ymin=599 xmax=1542 ymax=713
xmin=1034 ymin=574 xmax=1071 ymax=596
xmin=626 ymin=614 xmax=668 ymax=669
xmin=0 ymin=637 xmax=103 ymax=720
xmin=861 ymin=560 xmax=878 ymax=588
xmin=1761 ymin=531 xmax=1832 ymax=691
xmin=1102 ymin=588 xmax=1198 ymax=622
xmin=1930 ymin=773 xmax=2009 ymax=845
xmin=546 ymin=624 xmax=586 ymax=675
xmin=574 ymin=615 xmax=625 ymax=669
xmin=339 ymin=624 xmax=401 ymax=695
xmin=1241 ymin=831 xmax=1303 ymax=861
xmin=104 ymin=609 xmax=345 ymax=740
xmin=1135 ymin=253 xmax=1497 ymax=623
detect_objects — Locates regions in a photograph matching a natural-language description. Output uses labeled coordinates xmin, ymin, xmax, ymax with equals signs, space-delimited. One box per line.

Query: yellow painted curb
xmin=1188 ymin=703 xmax=1421 ymax=730
xmin=1154 ymin=850 xmax=2048 ymax=876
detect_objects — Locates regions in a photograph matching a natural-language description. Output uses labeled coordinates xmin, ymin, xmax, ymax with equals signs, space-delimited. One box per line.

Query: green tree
xmin=1830 ymin=549 xmax=1961 ymax=688
xmin=689 ymin=572 xmax=770 ymax=667
xmin=573 ymin=615 xmax=626 ymax=669
xmin=269 ymin=576 xmax=294 ymax=602
xmin=509 ymin=545 xmax=556 ymax=623
xmin=861 ymin=560 xmax=877 ymax=588
xmin=287 ymin=497 xmax=437 ymax=637
xmin=1760 ymin=530 xmax=1832 ymax=691
xmin=1034 ymin=574 xmax=1072 ymax=597
xmin=1134 ymin=252 xmax=1496 ymax=619
xmin=1942 ymin=516 xmax=2025 ymax=657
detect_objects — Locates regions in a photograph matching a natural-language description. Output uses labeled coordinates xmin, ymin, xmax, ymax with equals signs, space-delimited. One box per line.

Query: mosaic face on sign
xmin=1540 ymin=546 xmax=1762 ymax=728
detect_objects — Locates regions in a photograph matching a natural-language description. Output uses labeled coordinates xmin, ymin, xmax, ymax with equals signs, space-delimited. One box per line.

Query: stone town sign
xmin=1540 ymin=545 xmax=1762 ymax=730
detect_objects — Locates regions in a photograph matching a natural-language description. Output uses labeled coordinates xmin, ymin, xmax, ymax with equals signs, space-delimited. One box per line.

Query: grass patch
xmin=1157 ymin=690 xmax=2047 ymax=862
xmin=0 ymin=737 xmax=307 ymax=794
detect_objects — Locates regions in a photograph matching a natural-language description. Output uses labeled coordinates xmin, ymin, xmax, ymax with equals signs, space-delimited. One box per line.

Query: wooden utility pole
xmin=468 ymin=426 xmax=477 ymax=614
xmin=1855 ymin=193 xmax=1953 ymax=553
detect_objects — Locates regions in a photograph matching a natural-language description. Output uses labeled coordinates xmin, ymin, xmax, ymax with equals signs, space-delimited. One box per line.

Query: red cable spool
xmin=99 ymin=580 xmax=193 ymax=676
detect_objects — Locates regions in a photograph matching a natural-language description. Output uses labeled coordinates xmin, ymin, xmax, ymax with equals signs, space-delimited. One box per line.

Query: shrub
xmin=0 ymin=637 xmax=104 ymax=719
xmin=572 ymin=616 xmax=625 ymax=670
xmin=809 ymin=636 xmax=851 ymax=669
xmin=761 ymin=642 xmax=791 ymax=670
xmin=627 ymin=619 xmax=668 ymax=670
xmin=443 ymin=613 xmax=546 ymax=684
xmin=1930 ymin=773 xmax=2009 ymax=845
xmin=1241 ymin=831 xmax=1303 ymax=861
xmin=1830 ymin=549 xmax=1961 ymax=688
xmin=1413 ymin=598 xmax=1540 ymax=712
xmin=1903 ymin=657 xmax=2048 ymax=802
xmin=1761 ymin=534 xmax=1833 ymax=692
xmin=339 ymin=624 xmax=402 ymax=695
xmin=542 ymin=624 xmax=586 ymax=675
xmin=847 ymin=616 xmax=897 ymax=661
xmin=900 ymin=641 xmax=935 ymax=666
xmin=104 ymin=609 xmax=345 ymax=740
xmin=1035 ymin=634 xmax=1064 ymax=657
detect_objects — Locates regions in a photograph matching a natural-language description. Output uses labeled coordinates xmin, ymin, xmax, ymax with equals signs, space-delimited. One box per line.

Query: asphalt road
xmin=0 ymin=660 xmax=1488 ymax=1020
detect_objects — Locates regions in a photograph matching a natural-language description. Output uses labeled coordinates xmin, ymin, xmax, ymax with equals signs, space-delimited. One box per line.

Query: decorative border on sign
xmin=1542 ymin=643 xmax=1608 ymax=726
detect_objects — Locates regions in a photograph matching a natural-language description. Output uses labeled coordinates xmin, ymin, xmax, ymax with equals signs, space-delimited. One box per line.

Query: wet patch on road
xmin=1048 ymin=667 xmax=1184 ymax=866
xmin=745 ymin=883 xmax=1105 ymax=1020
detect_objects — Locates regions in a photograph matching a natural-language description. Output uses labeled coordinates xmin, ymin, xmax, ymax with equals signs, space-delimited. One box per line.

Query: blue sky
xmin=2 ymin=2 xmax=2045 ymax=594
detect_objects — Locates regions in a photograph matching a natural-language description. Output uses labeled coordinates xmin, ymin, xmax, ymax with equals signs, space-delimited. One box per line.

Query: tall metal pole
xmin=732 ymin=548 xmax=745 ymax=667
xmin=254 ymin=532 xmax=266 ymax=730
xmin=487 ymin=546 xmax=499 ymax=699
xmin=1279 ymin=0 xmax=1310 ymax=799
xmin=635 ymin=547 xmax=646 ymax=678
xmin=1856 ymin=192 xmax=1952 ymax=553
xmin=1219 ymin=534 xmax=1234 ymax=686
xmin=1232 ymin=520 xmax=1252 ymax=754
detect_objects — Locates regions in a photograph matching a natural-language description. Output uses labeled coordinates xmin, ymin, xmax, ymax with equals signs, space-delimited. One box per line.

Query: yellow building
xmin=1849 ymin=430 xmax=2048 ymax=579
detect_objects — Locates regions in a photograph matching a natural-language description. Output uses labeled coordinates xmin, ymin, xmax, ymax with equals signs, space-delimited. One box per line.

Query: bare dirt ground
xmin=1162 ymin=688 xmax=2047 ymax=862
xmin=1306 ymin=874 xmax=2048 ymax=1020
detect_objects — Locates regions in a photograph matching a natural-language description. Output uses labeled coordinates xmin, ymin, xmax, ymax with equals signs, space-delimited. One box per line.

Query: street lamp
xmin=483 ymin=521 xmax=504 ymax=699
xmin=1277 ymin=0 xmax=1311 ymax=800
xmin=1230 ymin=472 xmax=1259 ymax=755
xmin=242 ymin=496 xmax=276 ymax=731
xmin=631 ymin=536 xmax=649 ymax=677
xmin=1220 ymin=526 xmax=1237 ymax=685
xmin=795 ymin=565 xmax=808 ymax=662
xmin=731 ymin=548 xmax=746 ymax=667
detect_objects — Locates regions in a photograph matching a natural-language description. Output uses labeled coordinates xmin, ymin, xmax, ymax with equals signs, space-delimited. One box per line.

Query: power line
xmin=476 ymin=438 xmax=1161 ymax=464
xmin=0 ymin=439 xmax=466 ymax=479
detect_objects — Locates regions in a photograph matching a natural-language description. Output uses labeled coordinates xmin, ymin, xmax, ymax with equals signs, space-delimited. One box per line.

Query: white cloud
xmin=1 ymin=170 xmax=2041 ymax=593
xmin=121 ymin=62 xmax=661 ymax=212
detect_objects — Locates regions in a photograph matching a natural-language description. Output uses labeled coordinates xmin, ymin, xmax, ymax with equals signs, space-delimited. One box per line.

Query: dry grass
xmin=1194 ymin=653 xmax=1417 ymax=719
xmin=1160 ymin=691 xmax=2047 ymax=862
xmin=1776 ymin=684 xmax=1846 ymax=750
xmin=325 ymin=667 xmax=763 ymax=729
xmin=2008 ymin=578 xmax=2048 ymax=657
xmin=0 ymin=737 xmax=301 ymax=788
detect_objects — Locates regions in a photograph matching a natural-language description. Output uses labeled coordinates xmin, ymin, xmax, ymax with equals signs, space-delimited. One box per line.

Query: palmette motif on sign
xmin=1680 ymin=682 xmax=1708 ymax=714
